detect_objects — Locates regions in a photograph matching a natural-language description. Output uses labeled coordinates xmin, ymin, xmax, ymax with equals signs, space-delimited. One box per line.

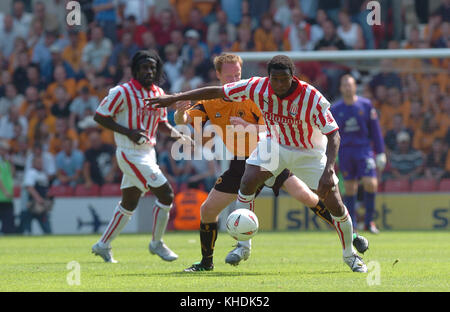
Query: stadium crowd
xmin=0 ymin=0 xmax=449 ymax=233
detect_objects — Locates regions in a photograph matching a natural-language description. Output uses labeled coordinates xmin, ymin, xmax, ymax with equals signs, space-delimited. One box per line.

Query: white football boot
xmin=149 ymin=241 xmax=178 ymax=261
xmin=92 ymin=242 xmax=118 ymax=263
xmin=344 ymin=253 xmax=368 ymax=273
xmin=225 ymin=243 xmax=251 ymax=266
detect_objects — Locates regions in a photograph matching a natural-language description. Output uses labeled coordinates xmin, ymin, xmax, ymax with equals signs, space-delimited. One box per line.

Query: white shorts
xmin=246 ymin=137 xmax=338 ymax=190
xmin=116 ymin=147 xmax=167 ymax=194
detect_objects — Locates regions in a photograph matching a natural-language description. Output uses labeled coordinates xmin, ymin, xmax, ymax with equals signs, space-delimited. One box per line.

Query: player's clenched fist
xmin=126 ymin=129 xmax=150 ymax=145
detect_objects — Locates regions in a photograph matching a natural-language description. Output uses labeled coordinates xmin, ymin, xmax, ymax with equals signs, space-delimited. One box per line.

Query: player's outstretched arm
xmin=145 ymin=86 xmax=224 ymax=108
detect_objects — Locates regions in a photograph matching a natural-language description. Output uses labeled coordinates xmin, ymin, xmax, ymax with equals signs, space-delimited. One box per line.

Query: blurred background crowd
xmin=0 ymin=0 xmax=448 ymax=234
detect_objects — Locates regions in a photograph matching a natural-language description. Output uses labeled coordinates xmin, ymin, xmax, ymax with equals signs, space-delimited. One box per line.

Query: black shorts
xmin=213 ymin=158 xmax=293 ymax=196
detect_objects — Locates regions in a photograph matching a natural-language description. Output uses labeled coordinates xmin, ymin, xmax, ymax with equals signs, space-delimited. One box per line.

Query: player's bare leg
xmin=148 ymin=182 xmax=178 ymax=261
xmin=321 ymin=187 xmax=367 ymax=273
xmin=185 ymin=189 xmax=237 ymax=272
xmin=362 ymin=176 xmax=379 ymax=234
xmin=281 ymin=176 xmax=368 ymax=253
xmin=92 ymin=187 xmax=141 ymax=263
xmin=226 ymin=164 xmax=273 ymax=266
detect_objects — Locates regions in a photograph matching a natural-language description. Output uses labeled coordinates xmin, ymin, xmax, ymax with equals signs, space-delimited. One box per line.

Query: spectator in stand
xmin=0 ymin=15 xmax=26 ymax=59
xmin=424 ymin=11 xmax=443 ymax=47
xmin=183 ymin=7 xmax=208 ymax=42
xmin=206 ymin=9 xmax=237 ymax=50
xmin=92 ymin=0 xmax=118 ymax=43
xmin=148 ymin=8 xmax=179 ymax=47
xmin=181 ymin=29 xmax=209 ymax=63
xmin=49 ymin=117 xmax=79 ymax=155
xmin=108 ymin=32 xmax=139 ymax=79
xmin=424 ymin=138 xmax=447 ymax=181
xmin=284 ymin=8 xmax=313 ymax=52
xmin=169 ymin=0 xmax=216 ymax=26
xmin=272 ymin=22 xmax=292 ymax=51
xmin=433 ymin=21 xmax=449 ymax=48
xmin=345 ymin=0 xmax=376 ymax=49
xmin=70 ymin=86 xmax=99 ymax=131
xmin=315 ymin=19 xmax=347 ymax=51
xmin=379 ymin=87 xmax=410 ymax=132
xmin=413 ymin=113 xmax=445 ymax=155
xmin=43 ymin=66 xmax=75 ymax=108
xmin=31 ymin=1 xmax=60 ymax=34
xmin=0 ymin=105 xmax=28 ymax=141
xmin=9 ymin=135 xmax=28 ymax=186
xmin=27 ymin=103 xmax=56 ymax=148
xmin=62 ymin=29 xmax=87 ymax=80
xmin=309 ymin=9 xmax=328 ymax=45
xmin=81 ymin=25 xmax=113 ymax=79
xmin=11 ymin=50 xmax=30 ymax=95
xmin=42 ymin=44 xmax=76 ymax=84
xmin=12 ymin=0 xmax=33 ymax=38
xmin=221 ymin=0 xmax=242 ymax=26
xmin=118 ymin=0 xmax=155 ymax=26
xmin=170 ymin=63 xmax=203 ymax=94
xmin=25 ymin=64 xmax=46 ymax=93
xmin=26 ymin=19 xmax=45 ymax=52
xmin=231 ymin=25 xmax=255 ymax=52
xmin=292 ymin=26 xmax=314 ymax=51
xmin=19 ymin=86 xmax=40 ymax=120
xmin=384 ymin=113 xmax=414 ymax=153
xmin=83 ymin=128 xmax=119 ymax=187
xmin=163 ymin=44 xmax=183 ymax=89
xmin=244 ymin=0 xmax=271 ymax=22
xmin=369 ymin=59 xmax=403 ymax=95
xmin=318 ymin=0 xmax=342 ymax=24
xmin=169 ymin=29 xmax=187 ymax=59
xmin=253 ymin=13 xmax=277 ymax=51
xmin=274 ymin=0 xmax=300 ymax=29
xmin=404 ymin=26 xmax=422 ymax=49
xmin=211 ymin=27 xmax=233 ymax=57
xmin=140 ymin=31 xmax=161 ymax=56
xmin=0 ymin=83 xmax=24 ymax=117
xmin=19 ymin=154 xmax=53 ymax=234
xmin=387 ymin=131 xmax=424 ymax=181
xmin=117 ymin=15 xmax=148 ymax=48
xmin=0 ymin=140 xmax=15 ymax=234
xmin=50 ymin=86 xmax=73 ymax=120
xmin=54 ymin=137 xmax=84 ymax=187
xmin=192 ymin=46 xmax=214 ymax=82
xmin=337 ymin=10 xmax=365 ymax=49
xmin=31 ymin=30 xmax=63 ymax=71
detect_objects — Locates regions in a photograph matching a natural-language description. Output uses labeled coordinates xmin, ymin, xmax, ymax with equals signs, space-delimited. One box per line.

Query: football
xmin=226 ymin=209 xmax=259 ymax=241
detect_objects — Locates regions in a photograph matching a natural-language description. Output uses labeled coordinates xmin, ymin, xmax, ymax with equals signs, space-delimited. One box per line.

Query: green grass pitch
xmin=0 ymin=231 xmax=449 ymax=292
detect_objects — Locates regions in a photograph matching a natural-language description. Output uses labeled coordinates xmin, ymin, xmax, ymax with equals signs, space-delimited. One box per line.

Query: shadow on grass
xmin=101 ymin=270 xmax=345 ymax=278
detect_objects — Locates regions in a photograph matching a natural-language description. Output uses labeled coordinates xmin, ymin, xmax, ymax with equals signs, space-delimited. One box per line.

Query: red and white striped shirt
xmin=223 ymin=76 xmax=339 ymax=152
xmin=96 ymin=79 xmax=168 ymax=150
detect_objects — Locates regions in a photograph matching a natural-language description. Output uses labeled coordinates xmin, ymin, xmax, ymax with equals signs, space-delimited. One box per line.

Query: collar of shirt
xmin=130 ymin=78 xmax=157 ymax=93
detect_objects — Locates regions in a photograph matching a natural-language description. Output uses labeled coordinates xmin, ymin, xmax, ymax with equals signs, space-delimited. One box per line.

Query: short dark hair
xmin=131 ymin=50 xmax=163 ymax=85
xmin=267 ymin=55 xmax=295 ymax=76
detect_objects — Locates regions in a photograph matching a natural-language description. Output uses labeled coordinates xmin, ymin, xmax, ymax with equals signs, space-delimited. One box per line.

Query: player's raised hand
xmin=145 ymin=94 xmax=177 ymax=108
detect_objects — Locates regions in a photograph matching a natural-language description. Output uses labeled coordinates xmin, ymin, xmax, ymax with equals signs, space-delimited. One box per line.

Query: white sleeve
xmin=222 ymin=78 xmax=256 ymax=102
xmin=313 ymin=95 xmax=339 ymax=135
xmin=96 ymin=86 xmax=124 ymax=118
xmin=23 ymin=169 xmax=36 ymax=187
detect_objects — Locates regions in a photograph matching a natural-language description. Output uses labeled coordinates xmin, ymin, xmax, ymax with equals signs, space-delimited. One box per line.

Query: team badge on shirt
xmin=237 ymin=110 xmax=245 ymax=118
xmin=289 ymin=104 xmax=298 ymax=117
xmin=215 ymin=112 xmax=222 ymax=118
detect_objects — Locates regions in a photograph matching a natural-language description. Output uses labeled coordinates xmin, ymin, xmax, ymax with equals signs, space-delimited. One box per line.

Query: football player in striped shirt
xmin=91 ymin=50 xmax=192 ymax=263
xmin=147 ymin=55 xmax=368 ymax=273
